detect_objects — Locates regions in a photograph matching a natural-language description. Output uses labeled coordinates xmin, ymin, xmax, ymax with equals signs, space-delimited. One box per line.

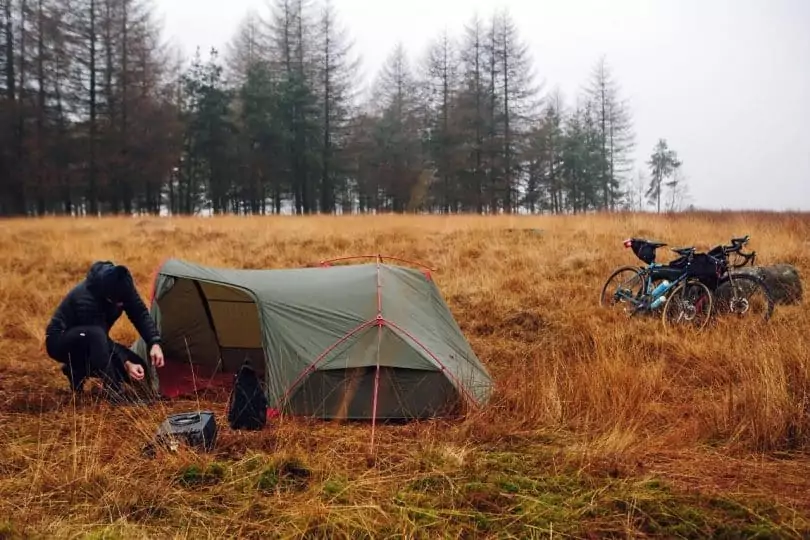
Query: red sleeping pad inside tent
xmin=156 ymin=361 xmax=231 ymax=398
xmin=156 ymin=361 xmax=280 ymax=418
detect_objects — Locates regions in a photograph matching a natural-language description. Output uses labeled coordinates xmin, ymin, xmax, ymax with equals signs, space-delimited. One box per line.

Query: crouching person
xmin=44 ymin=261 xmax=165 ymax=403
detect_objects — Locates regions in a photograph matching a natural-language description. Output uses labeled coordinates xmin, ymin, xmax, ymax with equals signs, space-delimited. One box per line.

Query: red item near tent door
xmin=154 ymin=361 xmax=280 ymax=418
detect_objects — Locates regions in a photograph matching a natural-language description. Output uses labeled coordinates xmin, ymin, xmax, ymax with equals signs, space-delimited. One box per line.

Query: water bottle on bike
xmin=649 ymin=280 xmax=670 ymax=310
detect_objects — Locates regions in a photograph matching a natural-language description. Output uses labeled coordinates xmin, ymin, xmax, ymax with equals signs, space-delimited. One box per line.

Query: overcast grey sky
xmin=155 ymin=0 xmax=810 ymax=211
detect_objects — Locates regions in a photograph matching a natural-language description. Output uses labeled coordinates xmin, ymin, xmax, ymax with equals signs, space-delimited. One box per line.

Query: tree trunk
xmin=4 ymin=0 xmax=14 ymax=100
xmin=36 ymin=0 xmax=45 ymax=215
xmin=121 ymin=0 xmax=131 ymax=215
xmin=502 ymin=26 xmax=511 ymax=214
xmin=13 ymin=0 xmax=27 ymax=215
xmin=88 ymin=0 xmax=98 ymax=215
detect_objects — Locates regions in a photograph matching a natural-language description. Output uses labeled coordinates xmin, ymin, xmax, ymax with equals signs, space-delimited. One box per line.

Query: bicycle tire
xmin=714 ymin=272 xmax=774 ymax=322
xmin=599 ymin=265 xmax=646 ymax=310
xmin=661 ymin=279 xmax=714 ymax=331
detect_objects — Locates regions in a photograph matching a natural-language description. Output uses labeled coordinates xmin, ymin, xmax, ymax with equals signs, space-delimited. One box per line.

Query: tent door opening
xmin=153 ymin=277 xmax=266 ymax=398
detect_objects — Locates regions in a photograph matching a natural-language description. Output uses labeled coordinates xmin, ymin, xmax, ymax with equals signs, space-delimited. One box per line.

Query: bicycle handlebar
xmin=718 ymin=235 xmax=757 ymax=268
xmin=721 ymin=235 xmax=751 ymax=254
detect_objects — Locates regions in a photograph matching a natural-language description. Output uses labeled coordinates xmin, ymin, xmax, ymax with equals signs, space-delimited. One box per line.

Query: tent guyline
xmin=132 ymin=256 xmax=494 ymax=422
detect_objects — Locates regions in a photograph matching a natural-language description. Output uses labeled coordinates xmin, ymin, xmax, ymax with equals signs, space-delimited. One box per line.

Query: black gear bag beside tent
xmin=227 ymin=360 xmax=268 ymax=430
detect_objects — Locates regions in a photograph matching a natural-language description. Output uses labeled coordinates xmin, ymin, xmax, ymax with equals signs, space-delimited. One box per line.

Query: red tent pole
xmin=370 ymin=254 xmax=383 ymax=453
xmin=319 ymin=254 xmax=436 ymax=273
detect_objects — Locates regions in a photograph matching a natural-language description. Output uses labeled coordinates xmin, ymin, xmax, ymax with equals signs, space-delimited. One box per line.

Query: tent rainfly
xmin=131 ymin=258 xmax=493 ymax=420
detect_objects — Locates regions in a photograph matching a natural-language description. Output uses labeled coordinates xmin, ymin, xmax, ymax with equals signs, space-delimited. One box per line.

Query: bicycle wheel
xmin=661 ymin=279 xmax=714 ymax=331
xmin=599 ymin=266 xmax=646 ymax=314
xmin=713 ymin=273 xmax=774 ymax=322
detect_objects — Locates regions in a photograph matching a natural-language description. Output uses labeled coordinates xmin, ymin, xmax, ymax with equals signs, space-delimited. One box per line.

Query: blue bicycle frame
xmin=615 ymin=262 xmax=694 ymax=314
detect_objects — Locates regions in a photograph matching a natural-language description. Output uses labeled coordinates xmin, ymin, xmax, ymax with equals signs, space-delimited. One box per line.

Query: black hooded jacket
xmin=45 ymin=261 xmax=162 ymax=348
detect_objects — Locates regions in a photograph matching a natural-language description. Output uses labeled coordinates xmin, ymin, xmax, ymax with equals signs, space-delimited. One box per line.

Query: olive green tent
xmin=131 ymin=258 xmax=492 ymax=420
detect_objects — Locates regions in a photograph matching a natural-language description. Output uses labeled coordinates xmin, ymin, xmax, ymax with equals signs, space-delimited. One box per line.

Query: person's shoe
xmin=61 ymin=364 xmax=85 ymax=393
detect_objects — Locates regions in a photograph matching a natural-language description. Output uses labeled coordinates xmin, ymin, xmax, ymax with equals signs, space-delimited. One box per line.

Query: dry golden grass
xmin=1 ymin=211 xmax=809 ymax=538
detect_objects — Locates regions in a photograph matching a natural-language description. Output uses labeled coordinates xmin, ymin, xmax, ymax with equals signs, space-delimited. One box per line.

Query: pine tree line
xmin=0 ymin=0 xmax=688 ymax=216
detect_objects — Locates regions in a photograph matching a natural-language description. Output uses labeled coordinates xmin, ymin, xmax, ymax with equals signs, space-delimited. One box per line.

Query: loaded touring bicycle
xmin=600 ymin=235 xmax=774 ymax=330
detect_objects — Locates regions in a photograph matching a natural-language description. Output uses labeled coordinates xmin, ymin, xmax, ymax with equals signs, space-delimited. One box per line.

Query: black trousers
xmin=45 ymin=325 xmax=146 ymax=393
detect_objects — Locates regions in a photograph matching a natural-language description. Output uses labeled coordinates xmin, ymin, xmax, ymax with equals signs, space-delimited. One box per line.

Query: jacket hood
xmin=85 ymin=261 xmax=131 ymax=302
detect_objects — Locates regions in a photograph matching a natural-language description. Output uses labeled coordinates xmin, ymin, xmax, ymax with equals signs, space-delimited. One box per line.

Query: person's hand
xmin=125 ymin=361 xmax=145 ymax=381
xmin=150 ymin=344 xmax=165 ymax=368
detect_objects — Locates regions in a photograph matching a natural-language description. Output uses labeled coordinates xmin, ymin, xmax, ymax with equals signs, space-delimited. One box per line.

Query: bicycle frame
xmin=613 ymin=262 xmax=693 ymax=314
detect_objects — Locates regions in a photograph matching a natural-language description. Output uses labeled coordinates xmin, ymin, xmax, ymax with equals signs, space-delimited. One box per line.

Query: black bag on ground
xmin=227 ymin=360 xmax=268 ymax=430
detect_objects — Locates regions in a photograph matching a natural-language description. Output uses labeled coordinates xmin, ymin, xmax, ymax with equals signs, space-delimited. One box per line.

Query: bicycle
xmin=599 ymin=238 xmax=715 ymax=330
xmin=703 ymin=235 xmax=774 ymax=322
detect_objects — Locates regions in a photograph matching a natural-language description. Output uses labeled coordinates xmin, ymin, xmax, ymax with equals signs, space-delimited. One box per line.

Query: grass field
xmin=1 ymin=211 xmax=809 ymax=539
